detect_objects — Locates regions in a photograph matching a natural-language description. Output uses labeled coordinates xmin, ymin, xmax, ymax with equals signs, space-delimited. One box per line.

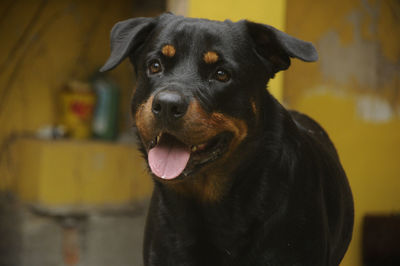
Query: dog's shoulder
xmin=289 ymin=110 xmax=338 ymax=156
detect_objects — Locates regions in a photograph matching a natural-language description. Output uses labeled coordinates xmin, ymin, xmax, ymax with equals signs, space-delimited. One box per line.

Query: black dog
xmin=101 ymin=13 xmax=354 ymax=266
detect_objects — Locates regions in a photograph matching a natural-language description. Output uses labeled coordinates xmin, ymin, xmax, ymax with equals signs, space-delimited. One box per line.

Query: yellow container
xmin=61 ymin=81 xmax=95 ymax=139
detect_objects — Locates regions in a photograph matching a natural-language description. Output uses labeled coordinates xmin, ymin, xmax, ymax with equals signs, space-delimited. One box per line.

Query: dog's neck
xmin=167 ymin=171 xmax=230 ymax=203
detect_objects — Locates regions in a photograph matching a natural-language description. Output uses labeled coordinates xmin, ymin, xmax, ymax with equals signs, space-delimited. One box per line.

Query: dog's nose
xmin=152 ymin=90 xmax=188 ymax=121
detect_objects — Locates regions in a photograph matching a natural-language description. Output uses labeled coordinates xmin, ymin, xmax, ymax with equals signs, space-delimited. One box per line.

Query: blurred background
xmin=0 ymin=0 xmax=399 ymax=265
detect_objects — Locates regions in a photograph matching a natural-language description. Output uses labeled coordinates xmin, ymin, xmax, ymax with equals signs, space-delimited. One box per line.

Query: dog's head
xmin=101 ymin=13 xmax=317 ymax=191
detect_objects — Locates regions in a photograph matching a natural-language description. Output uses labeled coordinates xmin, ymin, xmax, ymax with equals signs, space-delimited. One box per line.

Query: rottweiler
xmin=101 ymin=13 xmax=354 ymax=266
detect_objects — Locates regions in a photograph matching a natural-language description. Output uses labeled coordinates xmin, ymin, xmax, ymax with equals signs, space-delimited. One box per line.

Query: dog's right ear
xmin=243 ymin=20 xmax=318 ymax=75
xmin=100 ymin=17 xmax=157 ymax=72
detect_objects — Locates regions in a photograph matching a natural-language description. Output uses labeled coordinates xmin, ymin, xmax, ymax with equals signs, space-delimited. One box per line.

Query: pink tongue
xmin=148 ymin=137 xmax=191 ymax=180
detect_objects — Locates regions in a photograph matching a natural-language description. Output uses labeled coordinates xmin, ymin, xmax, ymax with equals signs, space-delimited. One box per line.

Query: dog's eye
xmin=214 ymin=69 xmax=230 ymax=82
xmin=148 ymin=60 xmax=162 ymax=74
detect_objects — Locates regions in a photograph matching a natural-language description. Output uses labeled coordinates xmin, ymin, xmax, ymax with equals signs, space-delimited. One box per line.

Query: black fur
xmin=101 ymin=13 xmax=354 ymax=266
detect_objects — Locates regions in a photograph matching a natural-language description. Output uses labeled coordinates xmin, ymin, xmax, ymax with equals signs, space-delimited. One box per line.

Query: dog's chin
xmin=145 ymin=131 xmax=234 ymax=182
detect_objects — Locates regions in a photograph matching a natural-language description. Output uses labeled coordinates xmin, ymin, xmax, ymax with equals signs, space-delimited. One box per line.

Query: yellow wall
xmin=0 ymin=0 xmax=136 ymax=141
xmin=0 ymin=0 xmax=138 ymax=191
xmin=0 ymin=0 xmax=164 ymax=206
xmin=285 ymin=1 xmax=400 ymax=265
xmin=187 ymin=0 xmax=286 ymax=101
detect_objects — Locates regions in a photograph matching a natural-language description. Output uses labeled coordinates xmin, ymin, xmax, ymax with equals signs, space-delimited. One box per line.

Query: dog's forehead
xmin=154 ymin=16 xmax=238 ymax=52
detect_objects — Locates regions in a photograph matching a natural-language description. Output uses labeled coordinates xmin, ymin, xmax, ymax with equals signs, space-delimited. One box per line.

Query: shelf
xmin=11 ymin=138 xmax=152 ymax=210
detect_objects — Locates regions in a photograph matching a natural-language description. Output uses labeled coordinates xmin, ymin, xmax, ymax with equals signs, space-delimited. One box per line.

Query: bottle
xmin=91 ymin=75 xmax=119 ymax=140
xmin=61 ymin=81 xmax=95 ymax=139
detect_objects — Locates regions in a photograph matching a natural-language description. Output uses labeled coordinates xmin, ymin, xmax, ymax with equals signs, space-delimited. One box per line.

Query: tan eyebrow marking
xmin=203 ymin=51 xmax=219 ymax=64
xmin=161 ymin=45 xmax=176 ymax=57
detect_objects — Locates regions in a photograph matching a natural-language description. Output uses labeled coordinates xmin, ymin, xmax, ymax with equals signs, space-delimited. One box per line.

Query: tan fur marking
xmin=135 ymin=95 xmax=155 ymax=145
xmin=161 ymin=45 xmax=176 ymax=57
xmin=172 ymin=171 xmax=228 ymax=202
xmin=168 ymin=101 xmax=248 ymax=202
xmin=203 ymin=51 xmax=219 ymax=64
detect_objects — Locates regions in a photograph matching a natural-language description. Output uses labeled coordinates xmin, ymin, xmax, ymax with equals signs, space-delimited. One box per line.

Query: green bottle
xmin=91 ymin=75 xmax=119 ymax=140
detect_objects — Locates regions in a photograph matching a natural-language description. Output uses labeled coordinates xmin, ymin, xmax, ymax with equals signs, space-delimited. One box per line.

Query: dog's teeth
xmin=156 ymin=135 xmax=161 ymax=144
xmin=191 ymin=146 xmax=198 ymax=152
xmin=149 ymin=140 xmax=155 ymax=148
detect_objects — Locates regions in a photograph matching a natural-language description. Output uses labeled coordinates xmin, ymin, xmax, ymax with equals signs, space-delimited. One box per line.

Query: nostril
xmin=171 ymin=105 xmax=185 ymax=118
xmin=152 ymin=103 xmax=162 ymax=114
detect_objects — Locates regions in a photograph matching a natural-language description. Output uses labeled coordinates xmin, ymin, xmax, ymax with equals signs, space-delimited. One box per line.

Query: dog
xmin=100 ymin=13 xmax=354 ymax=266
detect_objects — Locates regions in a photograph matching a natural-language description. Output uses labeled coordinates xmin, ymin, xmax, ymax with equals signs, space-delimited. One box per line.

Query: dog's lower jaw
xmin=151 ymin=132 xmax=251 ymax=202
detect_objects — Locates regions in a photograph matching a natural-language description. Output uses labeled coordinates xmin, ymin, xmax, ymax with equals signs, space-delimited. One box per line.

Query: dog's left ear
xmin=244 ymin=20 xmax=318 ymax=74
xmin=100 ymin=17 xmax=157 ymax=72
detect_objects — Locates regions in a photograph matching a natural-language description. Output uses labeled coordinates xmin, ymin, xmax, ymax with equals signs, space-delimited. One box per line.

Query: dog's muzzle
xmin=135 ymin=89 xmax=247 ymax=181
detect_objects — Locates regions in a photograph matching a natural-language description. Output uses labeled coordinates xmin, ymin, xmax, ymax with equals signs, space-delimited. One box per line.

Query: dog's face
xmin=101 ymin=14 xmax=317 ymax=188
